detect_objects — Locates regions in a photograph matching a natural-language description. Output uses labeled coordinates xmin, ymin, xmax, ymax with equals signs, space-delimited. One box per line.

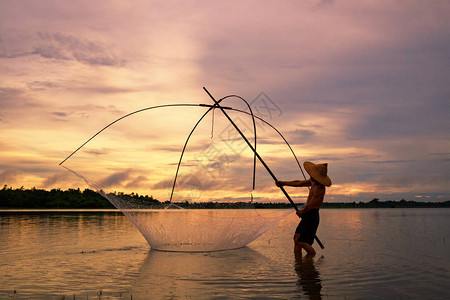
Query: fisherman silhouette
xmin=276 ymin=161 xmax=331 ymax=256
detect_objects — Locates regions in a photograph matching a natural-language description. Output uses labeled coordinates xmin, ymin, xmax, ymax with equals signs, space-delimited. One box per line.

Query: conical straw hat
xmin=303 ymin=161 xmax=332 ymax=187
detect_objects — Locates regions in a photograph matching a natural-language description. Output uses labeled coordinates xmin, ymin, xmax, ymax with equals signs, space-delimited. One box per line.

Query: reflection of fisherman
xmin=294 ymin=254 xmax=322 ymax=299
xmin=276 ymin=161 xmax=331 ymax=256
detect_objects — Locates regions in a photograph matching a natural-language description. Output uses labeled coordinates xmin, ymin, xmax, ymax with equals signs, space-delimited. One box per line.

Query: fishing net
xmin=62 ymin=95 xmax=303 ymax=252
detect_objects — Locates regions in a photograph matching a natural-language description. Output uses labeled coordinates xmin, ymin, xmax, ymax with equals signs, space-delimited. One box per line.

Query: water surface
xmin=0 ymin=209 xmax=449 ymax=299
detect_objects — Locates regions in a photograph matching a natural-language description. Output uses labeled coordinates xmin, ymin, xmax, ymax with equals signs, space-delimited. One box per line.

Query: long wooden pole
xmin=203 ymin=87 xmax=324 ymax=249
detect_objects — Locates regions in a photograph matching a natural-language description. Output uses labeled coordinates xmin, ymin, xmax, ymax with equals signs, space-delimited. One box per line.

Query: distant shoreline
xmin=1 ymin=186 xmax=449 ymax=209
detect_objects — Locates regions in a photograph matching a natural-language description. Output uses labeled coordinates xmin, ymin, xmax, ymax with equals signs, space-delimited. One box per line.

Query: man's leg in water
xmin=299 ymin=242 xmax=316 ymax=256
xmin=293 ymin=233 xmax=302 ymax=254
xmin=294 ymin=233 xmax=316 ymax=256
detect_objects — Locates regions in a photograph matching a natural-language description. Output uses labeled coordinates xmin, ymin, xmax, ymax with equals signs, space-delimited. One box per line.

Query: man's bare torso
xmin=306 ymin=181 xmax=325 ymax=210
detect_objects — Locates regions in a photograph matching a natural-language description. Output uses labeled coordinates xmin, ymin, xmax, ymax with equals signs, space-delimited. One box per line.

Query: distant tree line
xmin=0 ymin=186 xmax=114 ymax=209
xmin=1 ymin=186 xmax=449 ymax=209
xmin=320 ymin=198 xmax=450 ymax=209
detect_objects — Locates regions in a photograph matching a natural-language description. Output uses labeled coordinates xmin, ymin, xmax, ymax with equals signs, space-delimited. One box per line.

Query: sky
xmin=1 ymin=0 xmax=449 ymax=203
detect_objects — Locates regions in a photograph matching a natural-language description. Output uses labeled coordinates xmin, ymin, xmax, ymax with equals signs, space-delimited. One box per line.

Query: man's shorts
xmin=295 ymin=208 xmax=319 ymax=245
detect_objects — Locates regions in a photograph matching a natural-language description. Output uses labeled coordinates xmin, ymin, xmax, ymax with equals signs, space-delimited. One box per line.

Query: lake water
xmin=0 ymin=208 xmax=449 ymax=299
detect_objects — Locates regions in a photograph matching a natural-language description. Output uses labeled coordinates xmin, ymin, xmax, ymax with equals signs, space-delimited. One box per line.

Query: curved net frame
xmin=62 ymin=96 xmax=302 ymax=252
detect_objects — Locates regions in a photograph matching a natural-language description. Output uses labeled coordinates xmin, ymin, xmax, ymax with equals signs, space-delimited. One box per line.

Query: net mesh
xmin=62 ymin=103 xmax=297 ymax=251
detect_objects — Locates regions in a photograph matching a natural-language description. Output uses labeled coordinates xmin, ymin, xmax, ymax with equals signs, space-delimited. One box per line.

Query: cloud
xmin=98 ymin=169 xmax=150 ymax=190
xmin=125 ymin=175 xmax=148 ymax=189
xmin=347 ymin=99 xmax=450 ymax=141
xmin=0 ymin=50 xmax=32 ymax=59
xmin=151 ymin=178 xmax=173 ymax=190
xmin=0 ymin=169 xmax=20 ymax=185
xmin=42 ymin=172 xmax=70 ymax=187
xmin=0 ymin=86 xmax=44 ymax=125
xmin=27 ymin=81 xmax=60 ymax=90
xmin=64 ymin=104 xmax=125 ymax=116
xmin=0 ymin=87 xmax=26 ymax=106
xmin=99 ymin=169 xmax=132 ymax=188
xmin=1 ymin=31 xmax=126 ymax=67
xmin=52 ymin=112 xmax=66 ymax=117
xmin=35 ymin=32 xmax=126 ymax=66
xmin=368 ymin=160 xmax=416 ymax=165
xmin=314 ymin=0 xmax=335 ymax=9
xmin=287 ymin=128 xmax=317 ymax=145
xmin=83 ymin=149 xmax=112 ymax=156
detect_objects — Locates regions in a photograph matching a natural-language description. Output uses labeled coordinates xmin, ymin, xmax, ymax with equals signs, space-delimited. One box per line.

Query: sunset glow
xmin=1 ymin=0 xmax=449 ymax=202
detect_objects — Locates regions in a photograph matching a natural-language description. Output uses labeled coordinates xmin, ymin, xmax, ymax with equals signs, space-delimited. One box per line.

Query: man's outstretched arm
xmin=276 ymin=179 xmax=311 ymax=187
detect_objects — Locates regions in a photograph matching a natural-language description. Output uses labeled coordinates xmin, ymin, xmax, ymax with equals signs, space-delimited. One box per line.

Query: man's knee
xmin=298 ymin=242 xmax=316 ymax=254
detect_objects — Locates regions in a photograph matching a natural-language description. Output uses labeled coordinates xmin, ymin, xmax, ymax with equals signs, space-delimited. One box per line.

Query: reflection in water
xmin=132 ymin=247 xmax=272 ymax=298
xmin=294 ymin=254 xmax=322 ymax=299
